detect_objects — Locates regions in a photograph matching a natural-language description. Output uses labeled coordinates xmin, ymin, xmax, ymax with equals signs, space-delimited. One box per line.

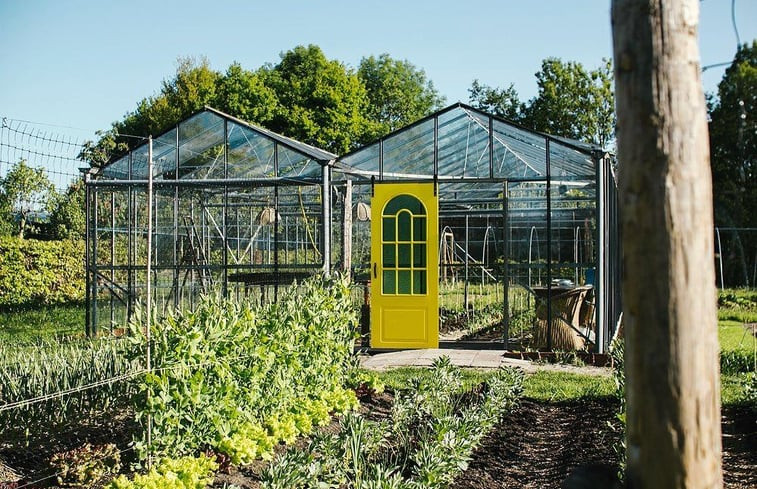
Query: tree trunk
xmin=611 ymin=1 xmax=722 ymax=488
xmin=18 ymin=212 xmax=25 ymax=239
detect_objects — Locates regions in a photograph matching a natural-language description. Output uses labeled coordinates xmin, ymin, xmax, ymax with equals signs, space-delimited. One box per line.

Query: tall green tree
xmin=523 ymin=58 xmax=615 ymax=148
xmin=214 ymin=62 xmax=278 ymax=125
xmin=0 ymin=159 xmax=57 ymax=238
xmin=49 ymin=179 xmax=85 ymax=240
xmin=78 ymin=129 xmax=128 ymax=169
xmin=471 ymin=58 xmax=616 ymax=148
xmin=116 ymin=56 xmax=220 ymax=139
xmin=708 ymin=41 xmax=757 ymax=229
xmin=261 ymin=45 xmax=376 ymax=154
xmin=358 ymin=54 xmax=445 ymax=133
xmin=468 ymin=80 xmax=525 ymax=121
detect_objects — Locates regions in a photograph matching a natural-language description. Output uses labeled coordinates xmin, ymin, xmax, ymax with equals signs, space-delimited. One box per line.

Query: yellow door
xmin=371 ymin=183 xmax=438 ymax=348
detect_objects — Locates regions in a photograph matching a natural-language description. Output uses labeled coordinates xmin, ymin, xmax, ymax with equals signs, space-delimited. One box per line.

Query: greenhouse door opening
xmin=370 ymin=184 xmax=439 ymax=348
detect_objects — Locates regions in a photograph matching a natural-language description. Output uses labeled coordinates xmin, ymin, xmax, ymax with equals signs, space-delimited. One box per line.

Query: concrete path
xmin=359 ymin=349 xmax=611 ymax=377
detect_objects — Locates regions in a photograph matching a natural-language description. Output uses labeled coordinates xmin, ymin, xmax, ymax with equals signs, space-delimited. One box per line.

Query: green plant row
xmin=125 ymin=275 xmax=361 ymax=463
xmin=0 ymin=337 xmax=139 ymax=442
xmin=108 ymin=455 xmax=218 ymax=489
xmin=259 ymin=357 xmax=523 ymax=489
xmin=0 ymin=237 xmax=84 ymax=308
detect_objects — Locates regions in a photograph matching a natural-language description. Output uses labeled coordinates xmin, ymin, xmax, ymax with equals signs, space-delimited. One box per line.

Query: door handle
xmin=373 ymin=263 xmax=377 ymax=279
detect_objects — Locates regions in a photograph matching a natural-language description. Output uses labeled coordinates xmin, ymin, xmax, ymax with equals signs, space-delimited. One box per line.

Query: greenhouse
xmin=85 ymin=103 xmax=621 ymax=352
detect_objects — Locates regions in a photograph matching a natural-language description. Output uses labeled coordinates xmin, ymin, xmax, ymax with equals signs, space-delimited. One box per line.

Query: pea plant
xmin=125 ymin=274 xmax=361 ymax=463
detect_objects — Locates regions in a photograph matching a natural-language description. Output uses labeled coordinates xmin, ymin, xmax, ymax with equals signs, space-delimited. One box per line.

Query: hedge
xmin=0 ymin=237 xmax=84 ymax=308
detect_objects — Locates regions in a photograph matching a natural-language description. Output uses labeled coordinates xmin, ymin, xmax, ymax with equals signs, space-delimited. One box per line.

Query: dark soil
xmin=453 ymin=398 xmax=756 ymax=489
xmin=452 ymin=397 xmax=622 ymax=489
xmin=722 ymin=405 xmax=757 ymax=489
xmin=4 ymin=391 xmax=752 ymax=488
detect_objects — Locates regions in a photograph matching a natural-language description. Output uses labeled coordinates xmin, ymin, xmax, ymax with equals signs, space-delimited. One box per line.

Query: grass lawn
xmin=0 ymin=304 xmax=85 ymax=343
xmin=522 ymin=370 xmax=616 ymax=402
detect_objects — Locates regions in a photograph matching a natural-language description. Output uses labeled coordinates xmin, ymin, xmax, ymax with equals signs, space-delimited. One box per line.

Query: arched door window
xmin=381 ymin=194 xmax=427 ymax=295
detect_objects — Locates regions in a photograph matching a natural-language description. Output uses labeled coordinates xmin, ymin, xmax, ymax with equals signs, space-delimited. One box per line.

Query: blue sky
xmin=0 ymin=0 xmax=755 ymax=140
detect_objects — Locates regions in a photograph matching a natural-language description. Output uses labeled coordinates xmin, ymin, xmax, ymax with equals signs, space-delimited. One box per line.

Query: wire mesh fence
xmin=0 ymin=117 xmax=86 ymax=191
xmin=0 ymin=337 xmax=141 ymax=487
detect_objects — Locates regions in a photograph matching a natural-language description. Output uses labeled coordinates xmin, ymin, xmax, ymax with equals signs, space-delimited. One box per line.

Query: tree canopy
xmin=358 ymin=54 xmax=445 ymax=133
xmin=80 ymin=46 xmax=446 ymax=166
xmin=469 ymin=58 xmax=616 ymax=149
xmin=0 ymin=159 xmax=57 ymax=239
xmin=260 ymin=45 xmax=376 ymax=154
xmin=708 ymin=41 xmax=757 ymax=229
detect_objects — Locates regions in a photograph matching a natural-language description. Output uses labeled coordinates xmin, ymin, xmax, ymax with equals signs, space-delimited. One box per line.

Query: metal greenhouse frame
xmin=86 ymin=103 xmax=621 ymax=352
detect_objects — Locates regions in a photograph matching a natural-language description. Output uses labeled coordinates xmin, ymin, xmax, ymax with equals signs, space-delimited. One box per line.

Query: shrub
xmin=0 ymin=237 xmax=84 ymax=308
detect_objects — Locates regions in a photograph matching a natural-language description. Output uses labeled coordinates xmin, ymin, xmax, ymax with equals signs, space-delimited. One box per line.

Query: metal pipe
xmin=464 ymin=214 xmax=469 ymax=311
xmin=322 ymin=163 xmax=332 ymax=274
xmin=145 ymin=135 xmax=154 ymax=468
xmin=84 ymin=175 xmax=91 ymax=337
xmin=92 ymin=184 xmax=98 ymax=337
xmin=715 ymin=227 xmax=724 ymax=290
xmin=502 ymin=181 xmax=510 ymax=350
xmin=545 ymin=138 xmax=552 ymax=351
xmin=111 ymin=191 xmax=116 ymax=330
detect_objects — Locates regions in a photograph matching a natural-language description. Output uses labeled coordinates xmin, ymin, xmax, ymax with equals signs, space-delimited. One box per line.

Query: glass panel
xmin=492 ymin=119 xmax=547 ymax=178
xmin=339 ymin=143 xmax=379 ymax=175
xmin=413 ymin=244 xmax=426 ymax=267
xmin=384 ymin=195 xmax=425 ymax=215
xmin=383 ymin=244 xmax=395 ymax=267
xmin=382 ymin=119 xmax=435 ymax=177
xmin=227 ymin=122 xmax=275 ymax=179
xmin=397 ymin=212 xmax=411 ymax=241
xmin=413 ymin=270 xmax=427 ymax=294
xmin=437 ymin=108 xmax=491 ymax=179
xmin=278 ymin=144 xmax=320 ymax=178
xmin=397 ymin=270 xmax=411 ymax=294
xmin=398 ymin=244 xmax=411 ymax=267
xmin=383 ymin=270 xmax=396 ymax=294
xmin=382 ymin=217 xmax=395 ymax=241
xmin=102 ymin=154 xmax=130 ymax=179
xmin=177 ymin=111 xmax=225 ymax=180
xmin=413 ymin=217 xmax=426 ymax=241
xmin=153 ymin=128 xmax=177 ymax=179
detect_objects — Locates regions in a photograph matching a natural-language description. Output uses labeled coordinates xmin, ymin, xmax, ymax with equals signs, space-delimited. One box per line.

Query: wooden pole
xmin=611 ymin=1 xmax=722 ymax=487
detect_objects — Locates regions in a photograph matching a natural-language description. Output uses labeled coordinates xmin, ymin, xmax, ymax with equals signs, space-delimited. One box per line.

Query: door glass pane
xmin=413 ymin=244 xmax=426 ymax=267
xmin=398 ymin=270 xmax=411 ymax=294
xmin=413 ymin=270 xmax=427 ymax=294
xmin=383 ymin=270 xmax=396 ymax=294
xmin=385 ymin=194 xmax=425 ymax=215
xmin=398 ymin=244 xmax=411 ymax=267
xmin=383 ymin=244 xmax=395 ymax=267
xmin=397 ymin=212 xmax=411 ymax=241
xmin=413 ymin=217 xmax=426 ymax=241
xmin=382 ymin=217 xmax=395 ymax=241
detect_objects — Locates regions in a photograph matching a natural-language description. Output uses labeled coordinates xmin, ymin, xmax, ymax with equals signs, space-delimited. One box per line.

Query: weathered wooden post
xmin=612 ymin=0 xmax=722 ymax=487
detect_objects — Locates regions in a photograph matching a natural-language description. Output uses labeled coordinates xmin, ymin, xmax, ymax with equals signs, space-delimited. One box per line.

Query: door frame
xmin=370 ymin=183 xmax=439 ymax=349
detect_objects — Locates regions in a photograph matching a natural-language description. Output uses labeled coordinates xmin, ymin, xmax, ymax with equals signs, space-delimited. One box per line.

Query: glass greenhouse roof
xmin=98 ymin=107 xmax=336 ymax=181
xmin=335 ymin=103 xmax=604 ymax=182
